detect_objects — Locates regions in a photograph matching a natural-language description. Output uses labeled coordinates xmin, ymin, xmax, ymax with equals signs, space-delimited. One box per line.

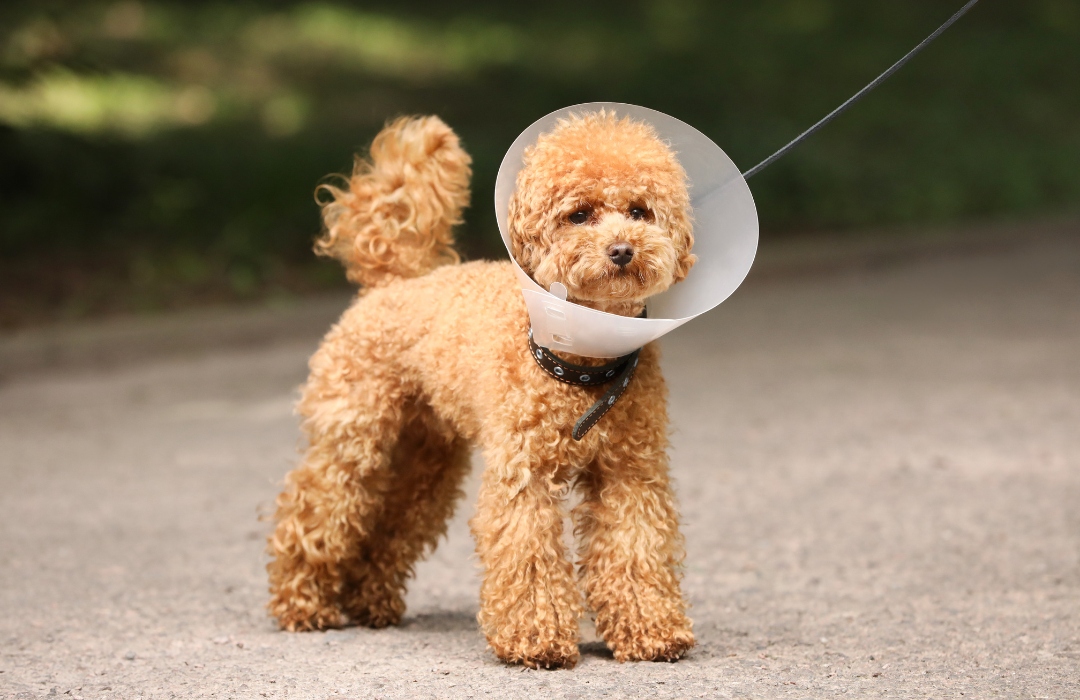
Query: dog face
xmin=508 ymin=111 xmax=696 ymax=315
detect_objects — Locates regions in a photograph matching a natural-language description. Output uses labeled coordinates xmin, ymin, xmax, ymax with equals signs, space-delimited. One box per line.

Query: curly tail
xmin=315 ymin=116 xmax=471 ymax=287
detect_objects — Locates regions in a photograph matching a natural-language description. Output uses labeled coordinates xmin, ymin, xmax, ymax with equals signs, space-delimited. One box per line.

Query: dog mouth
xmin=560 ymin=254 xmax=674 ymax=313
xmin=602 ymin=262 xmax=652 ymax=290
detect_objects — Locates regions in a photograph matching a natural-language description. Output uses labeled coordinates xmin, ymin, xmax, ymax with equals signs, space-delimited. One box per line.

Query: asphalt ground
xmin=2 ymin=220 xmax=1078 ymax=698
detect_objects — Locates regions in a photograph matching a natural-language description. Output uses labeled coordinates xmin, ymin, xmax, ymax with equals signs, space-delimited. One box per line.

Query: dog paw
xmin=270 ymin=600 xmax=345 ymax=632
xmin=603 ymin=616 xmax=695 ymax=663
xmin=491 ymin=636 xmax=581 ymax=670
xmin=479 ymin=582 xmax=583 ymax=669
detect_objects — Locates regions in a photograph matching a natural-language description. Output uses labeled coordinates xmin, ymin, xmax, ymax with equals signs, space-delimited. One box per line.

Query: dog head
xmin=508 ymin=110 xmax=696 ymax=317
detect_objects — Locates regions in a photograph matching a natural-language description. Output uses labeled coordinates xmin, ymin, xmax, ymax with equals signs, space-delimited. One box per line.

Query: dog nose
xmin=607 ymin=242 xmax=634 ymax=267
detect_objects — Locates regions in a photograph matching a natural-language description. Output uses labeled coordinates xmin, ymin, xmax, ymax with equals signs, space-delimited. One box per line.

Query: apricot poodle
xmin=267 ymin=110 xmax=697 ymax=669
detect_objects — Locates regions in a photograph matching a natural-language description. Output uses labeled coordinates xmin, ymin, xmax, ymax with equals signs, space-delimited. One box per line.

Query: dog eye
xmin=629 ymin=207 xmax=649 ymax=221
xmin=568 ymin=209 xmax=590 ymax=225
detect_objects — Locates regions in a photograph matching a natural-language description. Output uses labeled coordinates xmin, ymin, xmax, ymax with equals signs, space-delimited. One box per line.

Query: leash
xmin=529 ymin=330 xmax=640 ymax=440
xmin=532 ymin=1 xmax=980 ymax=438
xmin=741 ymin=0 xmax=981 ymax=180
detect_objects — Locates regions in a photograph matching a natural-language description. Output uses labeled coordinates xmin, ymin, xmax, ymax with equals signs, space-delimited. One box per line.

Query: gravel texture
xmin=2 ymin=222 xmax=1079 ymax=698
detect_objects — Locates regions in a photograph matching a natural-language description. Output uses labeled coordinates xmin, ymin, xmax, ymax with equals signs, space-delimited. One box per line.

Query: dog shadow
xmin=400 ymin=609 xmax=478 ymax=634
xmin=578 ymin=640 xmax=614 ymax=660
xmin=304 ymin=609 xmax=633 ymax=662
xmin=399 ymin=613 xmax=616 ymax=660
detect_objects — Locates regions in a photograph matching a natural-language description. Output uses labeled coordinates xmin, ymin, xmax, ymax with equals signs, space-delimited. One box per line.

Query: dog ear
xmin=507 ymin=188 xmax=548 ymax=276
xmin=669 ymin=207 xmax=697 ymax=284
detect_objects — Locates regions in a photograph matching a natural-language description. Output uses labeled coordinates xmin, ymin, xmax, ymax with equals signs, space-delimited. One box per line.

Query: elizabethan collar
xmin=495 ymin=102 xmax=759 ymax=358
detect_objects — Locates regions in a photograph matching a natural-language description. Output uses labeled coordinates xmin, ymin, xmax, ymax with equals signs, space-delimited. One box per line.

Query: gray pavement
xmin=2 ymin=221 xmax=1079 ymax=698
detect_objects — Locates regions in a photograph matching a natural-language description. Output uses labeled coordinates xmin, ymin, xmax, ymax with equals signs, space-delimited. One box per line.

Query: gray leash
xmin=742 ymin=0 xmax=981 ymax=180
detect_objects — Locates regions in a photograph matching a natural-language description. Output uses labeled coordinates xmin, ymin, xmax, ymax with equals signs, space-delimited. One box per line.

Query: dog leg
xmin=267 ymin=358 xmax=408 ymax=632
xmin=575 ymin=431 xmax=695 ymax=662
xmin=340 ymin=405 xmax=471 ymax=627
xmin=471 ymin=453 xmax=582 ymax=669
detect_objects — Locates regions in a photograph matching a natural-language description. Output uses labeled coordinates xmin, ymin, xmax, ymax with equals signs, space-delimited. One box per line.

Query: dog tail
xmin=315 ymin=116 xmax=471 ymax=287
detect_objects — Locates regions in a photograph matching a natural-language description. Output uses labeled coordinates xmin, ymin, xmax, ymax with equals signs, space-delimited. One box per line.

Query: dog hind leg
xmin=267 ymin=360 xmax=408 ymax=632
xmin=339 ymin=402 xmax=471 ymax=627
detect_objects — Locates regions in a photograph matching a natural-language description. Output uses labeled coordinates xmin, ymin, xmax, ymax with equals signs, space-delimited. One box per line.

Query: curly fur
xmin=315 ymin=115 xmax=471 ymax=287
xmin=268 ymin=112 xmax=696 ymax=669
xmin=509 ymin=110 xmax=696 ymax=316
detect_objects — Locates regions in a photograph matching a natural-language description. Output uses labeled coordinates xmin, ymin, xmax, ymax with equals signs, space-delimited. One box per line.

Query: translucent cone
xmin=495 ymin=102 xmax=759 ymax=358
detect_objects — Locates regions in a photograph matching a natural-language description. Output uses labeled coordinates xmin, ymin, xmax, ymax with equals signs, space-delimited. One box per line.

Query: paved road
xmin=2 ymin=222 xmax=1079 ymax=698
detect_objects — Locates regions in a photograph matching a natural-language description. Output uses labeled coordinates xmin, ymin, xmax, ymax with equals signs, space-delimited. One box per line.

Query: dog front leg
xmin=471 ymin=458 xmax=582 ymax=669
xmin=575 ymin=440 xmax=695 ymax=662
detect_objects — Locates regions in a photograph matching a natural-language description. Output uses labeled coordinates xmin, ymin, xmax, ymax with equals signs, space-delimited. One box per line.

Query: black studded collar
xmin=528 ymin=329 xmax=641 ymax=440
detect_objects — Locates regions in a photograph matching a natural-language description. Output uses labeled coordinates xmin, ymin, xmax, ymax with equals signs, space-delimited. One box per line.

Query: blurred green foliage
xmin=1 ymin=0 xmax=1078 ymax=326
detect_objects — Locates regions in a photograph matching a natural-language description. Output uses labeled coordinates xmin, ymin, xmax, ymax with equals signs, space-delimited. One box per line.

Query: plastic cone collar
xmin=495 ymin=102 xmax=758 ymax=358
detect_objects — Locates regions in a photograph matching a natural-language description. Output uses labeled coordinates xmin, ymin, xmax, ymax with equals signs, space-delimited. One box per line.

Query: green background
xmin=1 ymin=1 xmax=1077 ymax=327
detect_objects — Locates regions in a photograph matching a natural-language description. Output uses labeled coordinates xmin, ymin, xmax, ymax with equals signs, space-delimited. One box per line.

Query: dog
xmin=267 ymin=110 xmax=697 ymax=669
